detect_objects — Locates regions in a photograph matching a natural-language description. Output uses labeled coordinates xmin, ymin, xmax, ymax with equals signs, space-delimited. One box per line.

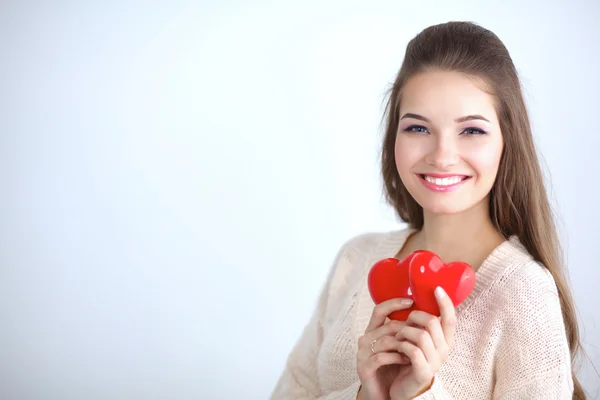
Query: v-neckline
xmin=353 ymin=228 xmax=518 ymax=337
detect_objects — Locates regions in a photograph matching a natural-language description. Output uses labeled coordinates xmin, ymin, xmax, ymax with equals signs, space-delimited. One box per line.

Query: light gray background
xmin=1 ymin=1 xmax=598 ymax=399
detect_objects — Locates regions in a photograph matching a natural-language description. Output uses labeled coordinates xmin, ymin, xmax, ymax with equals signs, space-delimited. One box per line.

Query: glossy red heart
xmin=367 ymin=251 xmax=427 ymax=321
xmin=408 ymin=250 xmax=476 ymax=316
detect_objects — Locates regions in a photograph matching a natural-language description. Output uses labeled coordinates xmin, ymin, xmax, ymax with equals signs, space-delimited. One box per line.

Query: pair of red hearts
xmin=367 ymin=250 xmax=476 ymax=320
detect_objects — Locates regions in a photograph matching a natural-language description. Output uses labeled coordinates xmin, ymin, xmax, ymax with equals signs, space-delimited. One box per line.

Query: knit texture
xmin=269 ymin=228 xmax=574 ymax=399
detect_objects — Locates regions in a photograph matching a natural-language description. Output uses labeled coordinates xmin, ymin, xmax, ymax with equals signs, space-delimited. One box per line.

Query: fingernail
xmin=435 ymin=286 xmax=445 ymax=298
xmin=401 ymin=299 xmax=414 ymax=306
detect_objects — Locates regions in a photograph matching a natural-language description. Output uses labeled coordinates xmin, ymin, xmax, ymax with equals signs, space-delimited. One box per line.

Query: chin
xmin=415 ymin=192 xmax=490 ymax=216
xmin=420 ymin=201 xmax=470 ymax=215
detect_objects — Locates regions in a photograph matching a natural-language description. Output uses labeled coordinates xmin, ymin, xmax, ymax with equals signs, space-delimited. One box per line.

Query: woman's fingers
xmin=435 ymin=286 xmax=457 ymax=347
xmin=395 ymin=325 xmax=438 ymax=365
xmin=398 ymin=287 xmax=456 ymax=354
xmin=361 ymin=351 xmax=406 ymax=379
xmin=397 ymin=340 xmax=431 ymax=381
xmin=357 ymin=316 xmax=412 ymax=382
xmin=365 ymin=298 xmax=414 ymax=333
xmin=357 ymin=320 xmax=406 ymax=362
xmin=401 ymin=310 xmax=446 ymax=353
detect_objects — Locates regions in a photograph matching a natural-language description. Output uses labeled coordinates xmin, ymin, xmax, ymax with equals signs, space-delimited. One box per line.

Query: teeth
xmin=424 ymin=175 xmax=464 ymax=186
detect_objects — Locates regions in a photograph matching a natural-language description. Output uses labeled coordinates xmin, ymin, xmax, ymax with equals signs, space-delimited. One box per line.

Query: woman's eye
xmin=402 ymin=125 xmax=487 ymax=135
xmin=462 ymin=127 xmax=487 ymax=135
xmin=404 ymin=125 xmax=429 ymax=134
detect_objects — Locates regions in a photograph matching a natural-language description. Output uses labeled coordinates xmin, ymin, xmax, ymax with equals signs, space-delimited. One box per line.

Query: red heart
xmin=367 ymin=251 xmax=426 ymax=321
xmin=408 ymin=250 xmax=475 ymax=316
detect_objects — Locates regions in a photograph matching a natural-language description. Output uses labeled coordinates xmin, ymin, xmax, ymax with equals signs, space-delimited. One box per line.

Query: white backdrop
xmin=1 ymin=1 xmax=598 ymax=399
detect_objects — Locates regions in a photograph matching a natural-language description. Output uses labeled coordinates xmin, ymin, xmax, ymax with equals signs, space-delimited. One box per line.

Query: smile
xmin=418 ymin=174 xmax=471 ymax=192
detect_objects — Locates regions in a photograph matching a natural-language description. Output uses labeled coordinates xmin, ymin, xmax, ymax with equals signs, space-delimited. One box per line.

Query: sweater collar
xmin=354 ymin=227 xmax=523 ymax=336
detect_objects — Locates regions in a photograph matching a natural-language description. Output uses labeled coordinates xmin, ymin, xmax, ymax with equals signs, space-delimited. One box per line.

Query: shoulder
xmin=489 ymin=237 xmax=566 ymax=337
xmin=336 ymin=230 xmax=389 ymax=260
xmin=488 ymin=239 xmax=573 ymax=392
xmin=493 ymin=237 xmax=560 ymax=305
xmin=334 ymin=227 xmax=410 ymax=262
xmin=338 ymin=230 xmax=384 ymax=254
xmin=326 ymin=228 xmax=411 ymax=295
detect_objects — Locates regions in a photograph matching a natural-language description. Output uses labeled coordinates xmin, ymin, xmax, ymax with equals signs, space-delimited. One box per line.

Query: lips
xmin=418 ymin=173 xmax=471 ymax=192
xmin=421 ymin=174 xmax=469 ymax=185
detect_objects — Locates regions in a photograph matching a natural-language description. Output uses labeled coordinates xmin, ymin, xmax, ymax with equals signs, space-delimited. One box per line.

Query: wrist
xmin=411 ymin=377 xmax=434 ymax=398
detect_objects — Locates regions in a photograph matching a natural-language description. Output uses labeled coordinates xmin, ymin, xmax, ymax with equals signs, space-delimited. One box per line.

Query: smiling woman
xmin=270 ymin=21 xmax=585 ymax=400
xmin=394 ymin=71 xmax=504 ymax=215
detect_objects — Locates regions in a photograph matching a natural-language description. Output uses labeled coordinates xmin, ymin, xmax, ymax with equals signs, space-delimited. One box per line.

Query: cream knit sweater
xmin=270 ymin=228 xmax=574 ymax=399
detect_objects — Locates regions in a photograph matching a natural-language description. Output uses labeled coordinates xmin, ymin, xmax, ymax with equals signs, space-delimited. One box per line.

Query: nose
xmin=424 ymin=136 xmax=460 ymax=170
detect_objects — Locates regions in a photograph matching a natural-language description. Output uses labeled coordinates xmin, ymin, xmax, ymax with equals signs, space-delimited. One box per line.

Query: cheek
xmin=394 ymin=135 xmax=421 ymax=173
xmin=470 ymin=140 xmax=503 ymax=177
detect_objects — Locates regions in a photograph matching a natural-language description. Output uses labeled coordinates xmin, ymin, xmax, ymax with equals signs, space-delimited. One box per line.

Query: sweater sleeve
xmin=269 ymin=238 xmax=363 ymax=400
xmin=410 ymin=376 xmax=454 ymax=399
xmin=492 ymin=262 xmax=574 ymax=399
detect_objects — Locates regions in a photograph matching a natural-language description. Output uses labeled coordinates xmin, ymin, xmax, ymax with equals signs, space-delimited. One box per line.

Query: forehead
xmin=399 ymin=70 xmax=499 ymax=123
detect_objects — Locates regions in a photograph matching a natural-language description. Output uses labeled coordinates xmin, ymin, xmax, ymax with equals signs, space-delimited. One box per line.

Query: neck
xmin=412 ymin=198 xmax=505 ymax=268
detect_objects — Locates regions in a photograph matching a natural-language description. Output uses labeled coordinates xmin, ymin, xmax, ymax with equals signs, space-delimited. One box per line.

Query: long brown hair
xmin=380 ymin=21 xmax=585 ymax=399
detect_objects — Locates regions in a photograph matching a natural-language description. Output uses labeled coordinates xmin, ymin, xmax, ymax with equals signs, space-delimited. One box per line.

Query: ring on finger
xmin=371 ymin=339 xmax=377 ymax=354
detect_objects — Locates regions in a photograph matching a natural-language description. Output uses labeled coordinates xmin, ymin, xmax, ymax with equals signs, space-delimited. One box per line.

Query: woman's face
xmin=394 ymin=70 xmax=504 ymax=215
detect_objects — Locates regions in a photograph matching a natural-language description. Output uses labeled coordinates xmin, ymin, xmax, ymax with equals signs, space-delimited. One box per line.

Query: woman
xmin=270 ymin=21 xmax=584 ymax=399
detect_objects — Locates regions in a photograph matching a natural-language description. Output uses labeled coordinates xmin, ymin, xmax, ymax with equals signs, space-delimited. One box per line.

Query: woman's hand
xmin=356 ymin=298 xmax=414 ymax=400
xmin=389 ymin=286 xmax=457 ymax=400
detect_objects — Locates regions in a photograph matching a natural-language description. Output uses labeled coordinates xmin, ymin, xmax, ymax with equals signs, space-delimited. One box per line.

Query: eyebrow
xmin=400 ymin=113 xmax=491 ymax=123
